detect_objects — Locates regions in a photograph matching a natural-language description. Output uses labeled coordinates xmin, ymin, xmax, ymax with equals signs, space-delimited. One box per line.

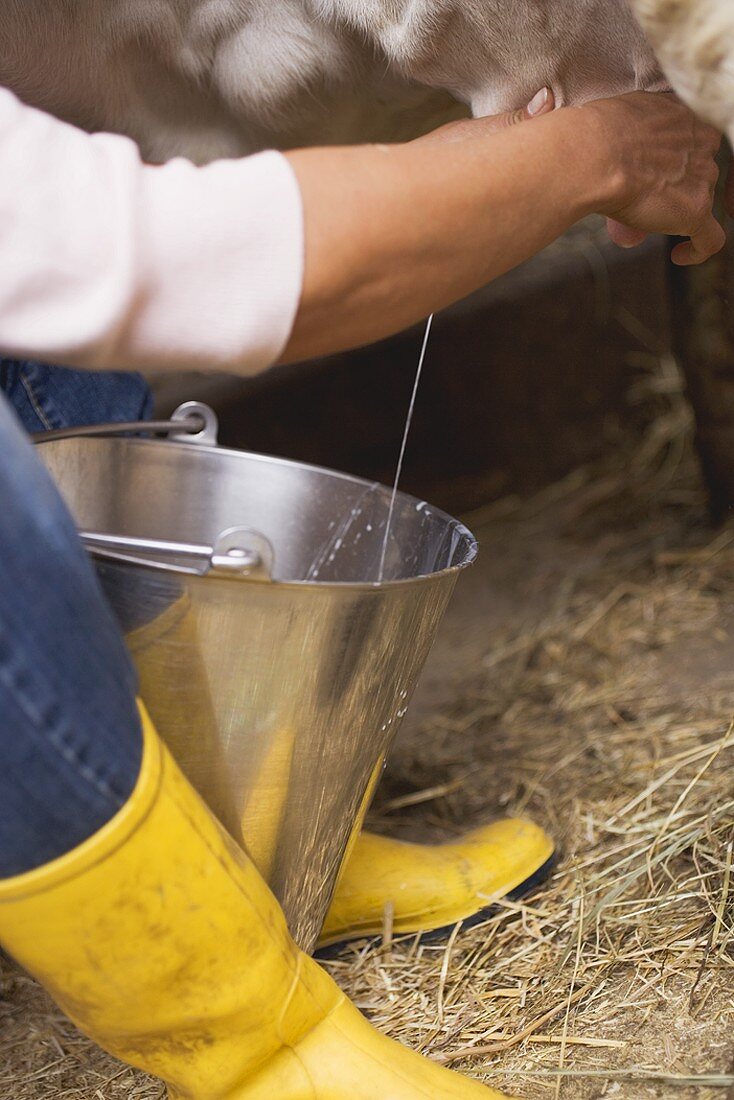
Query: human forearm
xmin=282 ymin=108 xmax=610 ymax=363
xmin=282 ymin=93 xmax=723 ymax=364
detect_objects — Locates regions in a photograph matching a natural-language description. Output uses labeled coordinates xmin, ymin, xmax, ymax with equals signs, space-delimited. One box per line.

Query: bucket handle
xmin=34 ymin=402 xmax=274 ymax=580
xmin=81 ymin=527 xmax=275 ymax=581
xmin=31 ymin=401 xmax=219 ymax=446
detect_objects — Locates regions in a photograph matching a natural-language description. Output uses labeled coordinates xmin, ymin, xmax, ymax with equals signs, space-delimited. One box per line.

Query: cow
xmin=0 ymin=0 xmax=666 ymax=165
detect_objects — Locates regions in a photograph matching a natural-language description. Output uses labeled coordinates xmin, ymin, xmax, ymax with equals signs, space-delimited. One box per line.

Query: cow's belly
xmin=0 ymin=0 xmax=666 ymax=167
xmin=0 ymin=0 xmax=460 ymax=163
xmin=316 ymin=0 xmax=664 ymax=117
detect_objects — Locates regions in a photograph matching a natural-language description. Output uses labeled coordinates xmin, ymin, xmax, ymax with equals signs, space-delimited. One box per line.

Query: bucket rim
xmin=37 ymin=433 xmax=479 ymax=589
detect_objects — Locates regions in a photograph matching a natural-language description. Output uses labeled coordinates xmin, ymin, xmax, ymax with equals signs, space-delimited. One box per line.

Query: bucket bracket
xmin=210 ymin=528 xmax=274 ymax=581
xmin=170 ymin=401 xmax=219 ymax=447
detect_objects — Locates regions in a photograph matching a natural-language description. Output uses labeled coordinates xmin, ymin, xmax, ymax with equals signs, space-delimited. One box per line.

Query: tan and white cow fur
xmin=0 ymin=0 xmax=665 ymax=164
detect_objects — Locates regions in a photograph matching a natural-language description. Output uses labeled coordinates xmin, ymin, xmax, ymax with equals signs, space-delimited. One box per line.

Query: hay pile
xmin=339 ymin=349 xmax=734 ymax=1098
xmin=2 ymin=348 xmax=733 ymax=1098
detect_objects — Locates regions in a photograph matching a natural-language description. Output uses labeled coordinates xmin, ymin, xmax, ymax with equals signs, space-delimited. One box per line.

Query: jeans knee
xmin=0 ymin=397 xmax=143 ymax=871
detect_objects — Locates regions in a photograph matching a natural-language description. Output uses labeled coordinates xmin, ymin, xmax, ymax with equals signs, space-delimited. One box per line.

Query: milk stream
xmin=376 ymin=313 xmax=434 ymax=584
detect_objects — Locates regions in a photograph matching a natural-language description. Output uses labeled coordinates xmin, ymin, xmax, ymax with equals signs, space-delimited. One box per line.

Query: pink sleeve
xmin=0 ymin=87 xmax=304 ymax=375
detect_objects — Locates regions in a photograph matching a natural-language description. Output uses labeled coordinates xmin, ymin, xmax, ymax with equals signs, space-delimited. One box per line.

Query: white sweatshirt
xmin=0 ymin=87 xmax=304 ymax=375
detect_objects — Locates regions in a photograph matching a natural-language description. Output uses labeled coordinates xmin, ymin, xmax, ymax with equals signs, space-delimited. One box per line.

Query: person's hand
xmin=413 ymin=87 xmax=555 ymax=146
xmin=584 ymin=92 xmax=724 ymax=265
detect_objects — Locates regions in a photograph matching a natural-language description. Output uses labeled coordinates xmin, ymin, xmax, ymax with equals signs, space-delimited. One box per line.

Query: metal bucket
xmin=35 ymin=403 xmax=477 ymax=950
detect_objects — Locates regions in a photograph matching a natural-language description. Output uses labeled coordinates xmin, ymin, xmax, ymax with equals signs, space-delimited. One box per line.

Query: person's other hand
xmin=413 ymin=87 xmax=555 ymax=146
xmin=588 ymin=92 xmax=724 ymax=265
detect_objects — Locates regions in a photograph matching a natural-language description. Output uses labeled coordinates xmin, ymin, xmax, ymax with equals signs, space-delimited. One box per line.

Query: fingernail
xmin=528 ymin=88 xmax=550 ymax=116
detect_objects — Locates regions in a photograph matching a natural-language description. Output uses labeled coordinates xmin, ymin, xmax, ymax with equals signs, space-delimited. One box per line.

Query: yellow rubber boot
xmin=0 ymin=705 xmax=517 ymax=1100
xmin=320 ymin=821 xmax=554 ymax=948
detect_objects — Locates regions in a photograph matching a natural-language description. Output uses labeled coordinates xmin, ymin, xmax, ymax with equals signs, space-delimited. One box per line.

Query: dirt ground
xmin=1 ymin=352 xmax=733 ymax=1098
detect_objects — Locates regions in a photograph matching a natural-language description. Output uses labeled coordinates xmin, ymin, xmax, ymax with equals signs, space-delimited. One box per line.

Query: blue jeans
xmin=0 ymin=358 xmax=151 ymax=432
xmin=0 ymin=362 xmax=151 ymax=877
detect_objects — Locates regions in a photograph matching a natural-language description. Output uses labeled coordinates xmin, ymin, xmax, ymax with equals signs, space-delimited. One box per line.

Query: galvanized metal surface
xmin=36 ymin=418 xmax=476 ymax=950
